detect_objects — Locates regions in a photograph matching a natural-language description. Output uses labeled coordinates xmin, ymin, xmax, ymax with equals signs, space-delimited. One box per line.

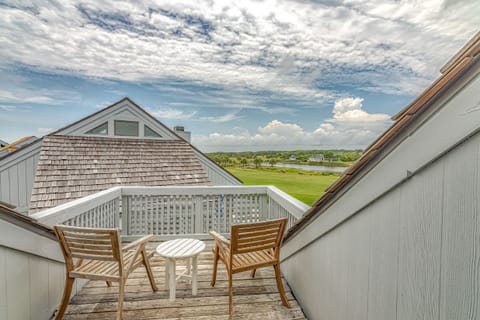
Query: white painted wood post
xmin=194 ymin=195 xmax=203 ymax=234
xmin=121 ymin=196 xmax=130 ymax=236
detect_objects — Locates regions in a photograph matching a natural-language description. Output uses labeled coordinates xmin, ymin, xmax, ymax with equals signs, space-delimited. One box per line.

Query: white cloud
xmin=201 ymin=112 xmax=241 ymax=123
xmin=331 ymin=97 xmax=390 ymax=122
xmin=194 ymin=96 xmax=393 ymax=151
xmin=258 ymin=120 xmax=305 ymax=136
xmin=0 ymin=0 xmax=477 ymax=101
xmin=149 ymin=108 xmax=197 ymax=119
xmin=0 ymin=105 xmax=32 ymax=112
xmin=0 ymin=72 xmax=82 ymax=105
xmin=0 ymin=89 xmax=60 ymax=104
xmin=0 ymin=105 xmax=18 ymax=111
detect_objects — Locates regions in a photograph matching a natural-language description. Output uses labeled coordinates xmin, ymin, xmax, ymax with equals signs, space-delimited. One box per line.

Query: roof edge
xmin=0 ymin=137 xmax=43 ymax=164
xmin=441 ymin=31 xmax=480 ymax=74
xmin=393 ymin=32 xmax=480 ymax=121
xmin=0 ymin=204 xmax=56 ymax=240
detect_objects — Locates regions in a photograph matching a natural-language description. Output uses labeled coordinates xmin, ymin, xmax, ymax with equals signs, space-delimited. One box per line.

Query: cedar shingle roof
xmin=284 ymin=32 xmax=480 ymax=241
xmin=29 ymin=135 xmax=210 ymax=212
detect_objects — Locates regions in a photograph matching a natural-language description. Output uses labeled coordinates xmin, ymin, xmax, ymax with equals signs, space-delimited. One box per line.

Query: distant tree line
xmin=207 ymin=149 xmax=362 ymax=168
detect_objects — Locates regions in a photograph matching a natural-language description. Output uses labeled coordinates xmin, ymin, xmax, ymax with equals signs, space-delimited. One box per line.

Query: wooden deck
xmin=62 ymin=241 xmax=307 ymax=319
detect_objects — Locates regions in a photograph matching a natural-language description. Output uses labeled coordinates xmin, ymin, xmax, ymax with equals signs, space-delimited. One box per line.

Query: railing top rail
xmin=266 ymin=186 xmax=310 ymax=219
xmin=31 ymin=187 xmax=122 ymax=225
xmin=121 ymin=185 xmax=270 ymax=196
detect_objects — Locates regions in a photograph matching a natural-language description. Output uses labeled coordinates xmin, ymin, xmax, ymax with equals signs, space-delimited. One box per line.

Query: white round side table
xmin=156 ymin=238 xmax=206 ymax=301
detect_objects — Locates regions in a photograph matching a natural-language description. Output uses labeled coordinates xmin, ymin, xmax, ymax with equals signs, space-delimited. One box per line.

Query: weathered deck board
xmin=63 ymin=241 xmax=306 ymax=319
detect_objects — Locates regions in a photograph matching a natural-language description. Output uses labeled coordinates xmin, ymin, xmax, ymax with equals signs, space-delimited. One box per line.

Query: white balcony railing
xmin=31 ymin=186 xmax=309 ymax=240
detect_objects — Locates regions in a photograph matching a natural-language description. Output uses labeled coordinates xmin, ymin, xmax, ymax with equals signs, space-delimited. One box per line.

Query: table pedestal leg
xmin=186 ymin=257 xmax=191 ymax=276
xmin=192 ymin=256 xmax=198 ymax=296
xmin=168 ymin=259 xmax=176 ymax=301
xmin=165 ymin=260 xmax=169 ymax=289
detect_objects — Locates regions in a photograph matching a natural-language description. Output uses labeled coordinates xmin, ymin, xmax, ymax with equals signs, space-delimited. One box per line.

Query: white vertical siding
xmin=396 ymin=163 xmax=443 ymax=320
xmin=366 ymin=194 xmax=400 ymax=320
xmin=0 ymin=216 xmax=88 ymax=320
xmin=281 ymin=130 xmax=480 ymax=320
xmin=0 ymin=246 xmax=66 ymax=320
xmin=0 ymin=245 xmax=6 ymax=319
xmin=0 ymin=149 xmax=40 ymax=213
xmin=440 ymin=136 xmax=480 ymax=319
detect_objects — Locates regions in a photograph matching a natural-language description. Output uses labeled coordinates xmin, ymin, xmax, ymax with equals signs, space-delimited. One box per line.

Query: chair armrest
xmin=209 ymin=231 xmax=230 ymax=246
xmin=122 ymin=234 xmax=154 ymax=251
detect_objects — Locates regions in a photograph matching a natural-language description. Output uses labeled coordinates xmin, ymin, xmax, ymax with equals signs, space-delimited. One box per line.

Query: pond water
xmin=264 ymin=162 xmax=347 ymax=173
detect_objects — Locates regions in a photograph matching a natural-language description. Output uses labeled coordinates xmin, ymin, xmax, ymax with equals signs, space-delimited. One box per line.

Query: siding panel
xmin=0 ymin=246 xmax=6 ymax=319
xmin=30 ymin=258 xmax=50 ymax=320
xmin=0 ymin=152 xmax=39 ymax=213
xmin=25 ymin=155 xmax=37 ymax=210
xmin=1 ymin=170 xmax=10 ymax=205
xmin=17 ymin=160 xmax=27 ymax=209
xmin=345 ymin=214 xmax=370 ymax=320
xmin=440 ymin=134 xmax=480 ymax=319
xmin=331 ymin=229 xmax=348 ymax=320
xmin=367 ymin=194 xmax=400 ymax=320
xmin=6 ymin=249 xmax=30 ymax=320
xmin=8 ymin=166 xmax=19 ymax=209
xmin=0 ymin=245 xmax=67 ymax=320
xmin=397 ymin=163 xmax=444 ymax=320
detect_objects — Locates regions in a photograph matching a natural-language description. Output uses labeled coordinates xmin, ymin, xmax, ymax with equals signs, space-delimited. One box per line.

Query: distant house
xmin=0 ymin=98 xmax=241 ymax=213
xmin=289 ymin=155 xmax=297 ymax=161
xmin=308 ymin=154 xmax=324 ymax=162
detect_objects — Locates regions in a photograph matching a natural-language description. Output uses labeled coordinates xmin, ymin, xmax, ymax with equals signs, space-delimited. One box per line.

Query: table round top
xmin=156 ymin=238 xmax=206 ymax=259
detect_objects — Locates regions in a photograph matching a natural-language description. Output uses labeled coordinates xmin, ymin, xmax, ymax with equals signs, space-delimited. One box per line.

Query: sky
xmin=0 ymin=1 xmax=478 ymax=152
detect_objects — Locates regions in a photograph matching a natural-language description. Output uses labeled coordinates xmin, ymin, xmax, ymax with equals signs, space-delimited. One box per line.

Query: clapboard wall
xmin=281 ymin=67 xmax=480 ymax=319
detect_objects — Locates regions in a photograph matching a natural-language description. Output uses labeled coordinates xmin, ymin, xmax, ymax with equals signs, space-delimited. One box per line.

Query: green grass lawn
xmin=228 ymin=167 xmax=340 ymax=206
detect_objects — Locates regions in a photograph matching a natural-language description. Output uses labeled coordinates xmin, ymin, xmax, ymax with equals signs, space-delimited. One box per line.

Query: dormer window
xmin=115 ymin=120 xmax=139 ymax=136
xmin=144 ymin=125 xmax=162 ymax=138
xmin=86 ymin=122 xmax=108 ymax=135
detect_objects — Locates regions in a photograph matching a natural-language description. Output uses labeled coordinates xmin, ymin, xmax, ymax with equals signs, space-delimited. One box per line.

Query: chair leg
xmin=55 ymin=276 xmax=75 ymax=320
xmin=211 ymin=245 xmax=219 ymax=287
xmin=251 ymin=269 xmax=257 ymax=278
xmin=142 ymin=250 xmax=158 ymax=291
xmin=273 ymin=264 xmax=290 ymax=308
xmin=228 ymin=272 xmax=233 ymax=320
xmin=117 ymin=278 xmax=126 ymax=320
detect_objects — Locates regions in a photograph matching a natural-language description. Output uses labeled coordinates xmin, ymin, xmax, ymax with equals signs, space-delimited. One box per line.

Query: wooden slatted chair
xmin=209 ymin=218 xmax=290 ymax=319
xmin=54 ymin=225 xmax=158 ymax=320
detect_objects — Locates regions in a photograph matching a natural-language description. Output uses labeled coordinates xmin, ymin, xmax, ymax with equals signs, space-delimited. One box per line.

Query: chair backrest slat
xmin=231 ymin=218 xmax=287 ymax=255
xmin=55 ymin=225 xmax=122 ymax=262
